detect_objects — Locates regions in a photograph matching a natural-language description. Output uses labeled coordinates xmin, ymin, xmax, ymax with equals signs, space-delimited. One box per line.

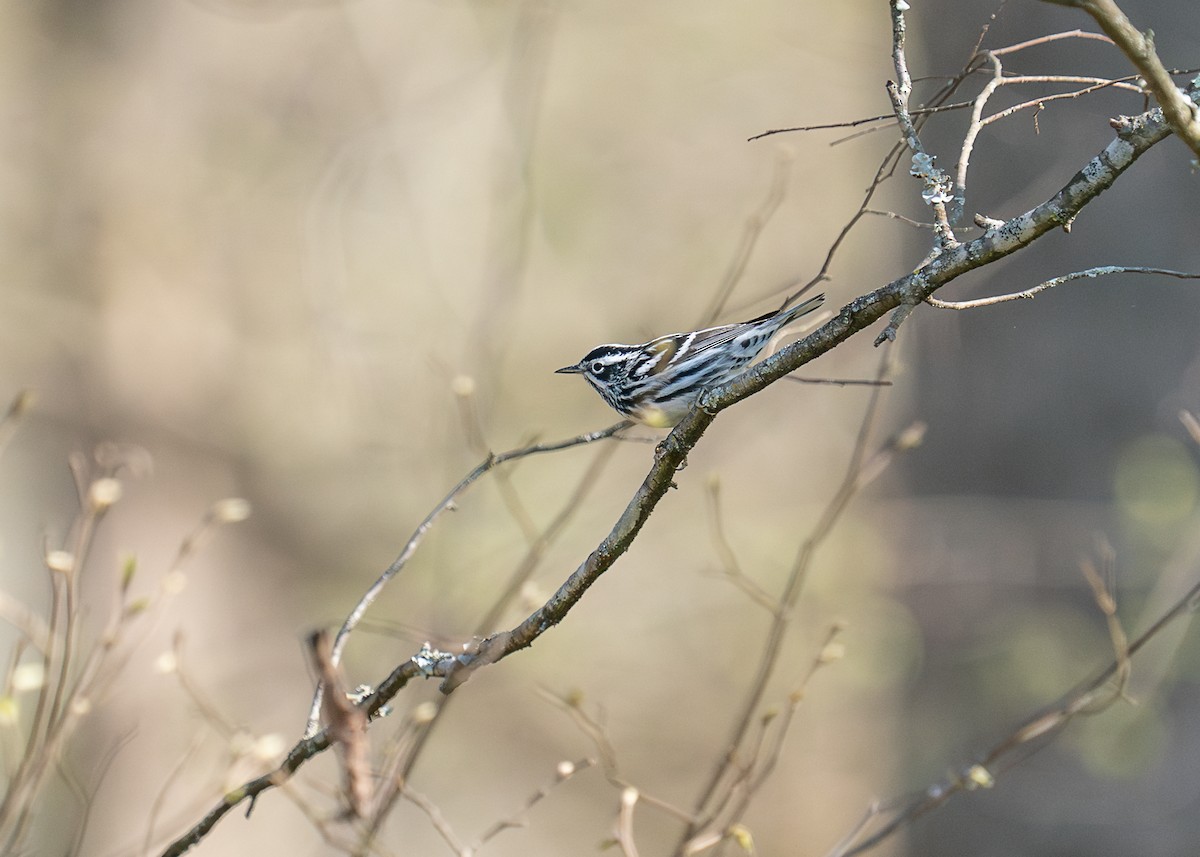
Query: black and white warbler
xmin=556 ymin=293 xmax=825 ymax=426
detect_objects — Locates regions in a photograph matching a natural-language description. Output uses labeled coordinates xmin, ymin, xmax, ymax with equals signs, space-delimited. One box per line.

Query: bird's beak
xmin=555 ymin=364 xmax=582 ymax=374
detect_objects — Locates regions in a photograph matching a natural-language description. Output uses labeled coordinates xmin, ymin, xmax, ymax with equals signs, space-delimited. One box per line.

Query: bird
xmin=556 ymin=293 xmax=826 ymax=427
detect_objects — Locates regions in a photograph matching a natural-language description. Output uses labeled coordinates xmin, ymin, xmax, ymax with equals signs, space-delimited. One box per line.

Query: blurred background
xmin=0 ymin=0 xmax=1198 ymax=855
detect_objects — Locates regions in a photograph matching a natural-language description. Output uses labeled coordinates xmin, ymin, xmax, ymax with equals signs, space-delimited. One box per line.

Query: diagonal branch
xmin=159 ymin=82 xmax=1186 ymax=857
xmin=926 ymin=266 xmax=1200 ymax=309
xmin=830 ymin=569 xmax=1200 ymax=857
xmin=303 ymin=419 xmax=630 ymax=736
xmin=1042 ymin=0 xmax=1200 ymax=157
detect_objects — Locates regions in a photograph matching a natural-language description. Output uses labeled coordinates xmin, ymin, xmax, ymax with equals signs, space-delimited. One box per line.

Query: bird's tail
xmin=777 ymin=292 xmax=826 ymax=326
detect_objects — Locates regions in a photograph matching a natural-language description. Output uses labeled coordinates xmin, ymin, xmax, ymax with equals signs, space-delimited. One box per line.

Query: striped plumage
xmin=556 ymin=293 xmax=825 ymax=427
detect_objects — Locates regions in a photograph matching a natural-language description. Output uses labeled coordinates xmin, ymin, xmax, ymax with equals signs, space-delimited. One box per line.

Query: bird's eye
xmin=590 ymin=361 xmax=606 ymax=375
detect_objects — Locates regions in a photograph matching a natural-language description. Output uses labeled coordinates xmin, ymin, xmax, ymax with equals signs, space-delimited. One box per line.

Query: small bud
xmin=557 ymin=760 xmax=576 ymax=778
xmin=895 ymin=421 xmax=927 ymax=451
xmin=162 ymin=570 xmax=187 ymax=595
xmin=819 ymin=641 xmax=847 ymax=664
xmin=728 ymin=823 xmax=755 ymax=853
xmin=12 ymin=663 xmax=45 ymax=692
xmin=46 ymin=550 xmax=75 ymax=574
xmin=965 ymin=764 xmax=994 ymax=789
xmin=253 ymin=733 xmax=286 ymax=762
xmin=519 ymin=580 xmax=545 ymax=609
xmin=211 ymin=498 xmax=251 ymax=524
xmin=6 ymin=390 xmax=34 ymax=420
xmin=120 ymin=554 xmax=138 ymax=592
xmin=412 ymin=701 xmax=438 ymax=724
xmin=88 ymin=477 xmax=123 ymax=511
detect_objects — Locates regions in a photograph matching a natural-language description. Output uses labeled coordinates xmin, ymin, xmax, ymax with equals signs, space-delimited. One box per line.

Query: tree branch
xmin=1042 ymin=0 xmax=1200 ymax=157
xmin=159 ymin=55 xmax=1192 ymax=857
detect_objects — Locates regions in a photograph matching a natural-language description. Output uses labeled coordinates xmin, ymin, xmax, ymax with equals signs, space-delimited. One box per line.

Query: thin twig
xmin=144 ymin=735 xmax=207 ymax=857
xmin=989 ymin=27 xmax=1113 ymax=55
xmin=705 ymin=479 xmax=778 ymax=612
xmin=354 ymin=440 xmax=623 ymax=855
xmin=699 ymin=151 xmax=792 ymax=326
xmin=614 ymin=788 xmax=641 ymax=857
xmin=0 ymin=390 xmax=33 ymax=460
xmin=831 ymin=571 xmax=1200 ymax=857
xmin=402 ymin=785 xmax=468 ymax=856
xmin=677 ymin=348 xmax=896 ymax=855
xmin=305 ymin=420 xmax=630 ymax=737
xmin=1041 ymin=0 xmax=1200 ymax=157
xmin=926 ymin=266 xmax=1200 ymax=309
xmin=784 ymin=377 xmax=894 ymax=388
xmin=540 ymin=689 xmax=694 ymax=823
xmin=471 ymin=758 xmax=594 ymax=850
xmin=683 ymin=625 xmax=846 ymax=855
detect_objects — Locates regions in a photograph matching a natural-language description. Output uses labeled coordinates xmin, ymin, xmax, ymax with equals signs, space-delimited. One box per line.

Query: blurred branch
xmin=304 ymin=419 xmax=630 ymax=737
xmin=1041 ymin=0 xmax=1200 ymax=157
xmin=705 ymin=477 xmax=776 ymax=612
xmin=470 ymin=758 xmax=593 ymax=851
xmin=0 ymin=390 xmax=33 ymax=459
xmin=0 ymin=437 xmax=246 ymax=856
xmin=541 ymin=688 xmax=695 ymax=823
xmin=354 ymin=440 xmax=621 ymax=854
xmin=310 ymin=630 xmax=371 ymax=819
xmin=613 ymin=787 xmax=641 ymax=857
xmin=829 ymin=567 xmax=1200 ymax=857
xmin=1180 ymin=409 xmax=1200 ymax=446
xmin=699 ymin=150 xmax=792 ymax=326
xmin=677 ymin=350 xmax=899 ymax=855
xmin=683 ymin=624 xmax=846 ymax=856
xmin=401 ymin=785 xmax=466 ymax=856
xmin=467 ymin=0 xmax=560 ymax=390
xmin=395 ymin=757 xmax=593 ymax=857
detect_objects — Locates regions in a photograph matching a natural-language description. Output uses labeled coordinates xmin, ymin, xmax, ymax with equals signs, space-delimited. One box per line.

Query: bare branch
xmin=541 ymin=688 xmax=695 ymax=823
xmin=926 ymin=266 xmax=1200 ymax=309
xmin=402 ymin=785 xmax=469 ymax=856
xmin=304 ymin=419 xmax=630 ymax=737
xmin=705 ymin=477 xmax=778 ymax=612
xmin=678 ymin=352 xmax=900 ymax=854
xmin=1180 ymin=410 xmax=1200 ymax=446
xmin=0 ymin=389 xmax=33 ymax=459
xmin=1041 ymin=0 xmax=1200 ymax=157
xmin=310 ymin=630 xmax=371 ymax=818
xmin=471 ymin=758 xmax=594 ymax=851
xmin=830 ymin=570 xmax=1200 ymax=857
xmin=699 ymin=150 xmax=793 ymax=326
xmin=352 ymin=439 xmax=623 ymax=855
xmin=613 ymin=788 xmax=641 ymax=857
